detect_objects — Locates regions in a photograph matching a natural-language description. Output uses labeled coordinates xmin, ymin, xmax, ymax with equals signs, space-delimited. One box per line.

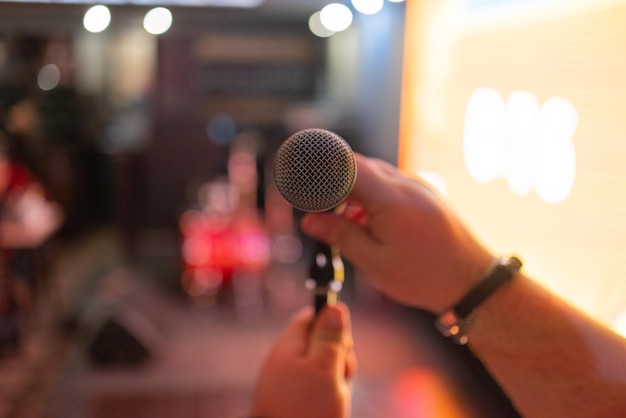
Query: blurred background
xmin=0 ymin=0 xmax=625 ymax=417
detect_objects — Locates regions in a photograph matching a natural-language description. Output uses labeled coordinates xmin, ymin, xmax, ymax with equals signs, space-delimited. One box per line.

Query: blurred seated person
xmin=0 ymin=134 xmax=63 ymax=249
xmin=0 ymin=133 xmax=63 ymax=351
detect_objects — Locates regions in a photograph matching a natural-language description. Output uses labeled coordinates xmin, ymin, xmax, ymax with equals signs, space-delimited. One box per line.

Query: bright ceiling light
xmin=320 ymin=3 xmax=353 ymax=32
xmin=387 ymin=0 xmax=405 ymax=3
xmin=206 ymin=0 xmax=265 ymax=6
xmin=309 ymin=11 xmax=336 ymax=38
xmin=143 ymin=7 xmax=173 ymax=35
xmin=352 ymin=0 xmax=384 ymax=15
xmin=83 ymin=5 xmax=111 ymax=33
xmin=2 ymin=0 xmax=264 ymax=4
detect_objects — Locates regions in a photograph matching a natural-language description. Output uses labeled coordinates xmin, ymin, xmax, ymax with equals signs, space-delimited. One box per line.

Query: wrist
xmin=435 ymin=255 xmax=523 ymax=345
xmin=466 ymin=269 xmax=530 ymax=345
xmin=441 ymin=248 xmax=496 ymax=313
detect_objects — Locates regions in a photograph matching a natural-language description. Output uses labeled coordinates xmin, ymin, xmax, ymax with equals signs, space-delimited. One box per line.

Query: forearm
xmin=467 ymin=273 xmax=626 ymax=418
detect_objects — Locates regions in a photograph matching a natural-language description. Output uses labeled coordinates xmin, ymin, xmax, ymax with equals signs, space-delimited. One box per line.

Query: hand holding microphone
xmin=252 ymin=128 xmax=357 ymax=418
xmin=263 ymin=132 xmax=626 ymax=418
xmin=273 ymin=128 xmax=356 ymax=314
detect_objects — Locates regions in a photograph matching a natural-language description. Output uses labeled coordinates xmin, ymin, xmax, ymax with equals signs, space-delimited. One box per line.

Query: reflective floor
xmin=0 ymin=229 xmax=520 ymax=418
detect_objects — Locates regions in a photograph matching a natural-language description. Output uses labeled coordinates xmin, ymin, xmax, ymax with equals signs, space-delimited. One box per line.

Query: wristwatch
xmin=435 ymin=255 xmax=523 ymax=345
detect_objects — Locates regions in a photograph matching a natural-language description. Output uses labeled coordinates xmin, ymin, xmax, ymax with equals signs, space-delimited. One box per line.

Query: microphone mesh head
xmin=273 ymin=128 xmax=356 ymax=212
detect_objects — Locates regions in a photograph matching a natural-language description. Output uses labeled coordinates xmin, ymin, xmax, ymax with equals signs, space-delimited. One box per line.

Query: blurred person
xmin=4 ymin=98 xmax=42 ymax=177
xmin=0 ymin=134 xmax=63 ymax=248
xmin=250 ymin=153 xmax=626 ymax=418
xmin=0 ymin=133 xmax=63 ymax=352
xmin=180 ymin=178 xmax=270 ymax=315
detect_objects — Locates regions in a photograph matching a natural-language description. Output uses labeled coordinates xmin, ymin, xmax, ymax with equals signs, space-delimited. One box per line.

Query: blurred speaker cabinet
xmin=87 ymin=316 xmax=151 ymax=368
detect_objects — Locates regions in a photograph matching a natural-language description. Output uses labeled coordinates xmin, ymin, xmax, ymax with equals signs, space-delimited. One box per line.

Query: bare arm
xmin=468 ymin=273 xmax=626 ymax=418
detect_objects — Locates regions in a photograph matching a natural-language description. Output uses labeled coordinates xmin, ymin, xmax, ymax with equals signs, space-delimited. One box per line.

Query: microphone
xmin=273 ymin=128 xmax=356 ymax=314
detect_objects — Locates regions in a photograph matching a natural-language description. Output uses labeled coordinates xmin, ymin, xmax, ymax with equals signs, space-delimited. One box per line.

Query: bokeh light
xmin=464 ymin=87 xmax=578 ymax=204
xmin=37 ymin=64 xmax=61 ymax=91
xmin=83 ymin=4 xmax=111 ymax=33
xmin=309 ymin=11 xmax=336 ymax=38
xmin=352 ymin=0 xmax=384 ymax=15
xmin=320 ymin=3 xmax=353 ymax=32
xmin=206 ymin=113 xmax=237 ymax=146
xmin=143 ymin=7 xmax=173 ymax=35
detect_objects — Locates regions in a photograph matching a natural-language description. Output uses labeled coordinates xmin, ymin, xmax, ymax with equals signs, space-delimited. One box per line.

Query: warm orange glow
xmin=399 ymin=0 xmax=626 ymax=332
xmin=397 ymin=0 xmax=421 ymax=172
xmin=391 ymin=369 xmax=469 ymax=418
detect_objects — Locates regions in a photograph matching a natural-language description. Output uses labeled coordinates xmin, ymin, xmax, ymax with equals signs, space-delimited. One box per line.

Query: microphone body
xmin=273 ymin=128 xmax=356 ymax=212
xmin=273 ymin=129 xmax=356 ymax=314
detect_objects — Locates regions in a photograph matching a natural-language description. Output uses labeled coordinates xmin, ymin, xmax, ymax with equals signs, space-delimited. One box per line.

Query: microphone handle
xmin=309 ymin=241 xmax=344 ymax=315
xmin=314 ymin=294 xmax=329 ymax=315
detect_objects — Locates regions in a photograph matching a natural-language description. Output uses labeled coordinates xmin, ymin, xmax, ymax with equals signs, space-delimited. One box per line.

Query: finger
xmin=361 ymin=154 xmax=433 ymax=194
xmin=308 ymin=302 xmax=353 ymax=379
xmin=301 ymin=154 xmax=399 ymax=271
xmin=342 ymin=202 xmax=368 ymax=226
xmin=365 ymin=154 xmax=400 ymax=177
xmin=300 ymin=212 xmax=380 ymax=268
xmin=271 ymin=306 xmax=315 ymax=357
xmin=348 ymin=153 xmax=397 ymax=212
xmin=345 ymin=346 xmax=358 ymax=381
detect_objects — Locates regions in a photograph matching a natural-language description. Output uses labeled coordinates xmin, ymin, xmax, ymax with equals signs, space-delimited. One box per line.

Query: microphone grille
xmin=273 ymin=129 xmax=356 ymax=212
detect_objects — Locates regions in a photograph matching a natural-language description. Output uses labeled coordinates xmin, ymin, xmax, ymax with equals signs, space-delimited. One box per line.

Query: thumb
xmin=308 ymin=303 xmax=353 ymax=377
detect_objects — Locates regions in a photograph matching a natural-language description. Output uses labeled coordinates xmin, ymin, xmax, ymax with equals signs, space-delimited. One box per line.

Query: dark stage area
xmin=0 ymin=228 xmax=519 ymax=418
